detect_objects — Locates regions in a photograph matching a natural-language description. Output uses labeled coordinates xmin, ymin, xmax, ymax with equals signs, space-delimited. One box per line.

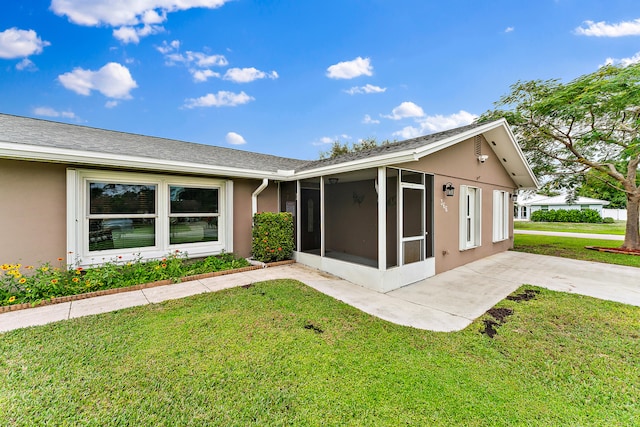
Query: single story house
xmin=0 ymin=113 xmax=538 ymax=292
xmin=514 ymin=194 xmax=610 ymax=220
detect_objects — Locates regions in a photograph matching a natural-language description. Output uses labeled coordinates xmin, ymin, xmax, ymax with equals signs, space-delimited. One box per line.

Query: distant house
xmin=0 ymin=114 xmax=537 ymax=292
xmin=514 ymin=194 xmax=610 ymax=220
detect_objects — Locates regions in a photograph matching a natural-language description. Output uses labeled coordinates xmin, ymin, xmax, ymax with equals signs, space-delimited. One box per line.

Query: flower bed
xmin=1 ymin=251 xmax=253 ymax=309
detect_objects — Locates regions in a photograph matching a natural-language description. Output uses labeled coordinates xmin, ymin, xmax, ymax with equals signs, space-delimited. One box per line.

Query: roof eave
xmin=289 ymin=119 xmax=540 ymax=189
xmin=0 ymin=142 xmax=282 ymax=180
xmin=288 ymin=151 xmax=420 ymax=180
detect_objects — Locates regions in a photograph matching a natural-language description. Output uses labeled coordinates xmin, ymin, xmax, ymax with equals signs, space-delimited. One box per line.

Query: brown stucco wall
xmin=396 ymin=136 xmax=516 ymax=273
xmin=232 ymin=179 xmax=279 ymax=258
xmin=0 ymin=159 xmax=67 ymax=267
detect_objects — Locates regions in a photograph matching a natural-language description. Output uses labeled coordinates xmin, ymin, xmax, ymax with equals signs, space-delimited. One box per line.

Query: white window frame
xmin=459 ymin=185 xmax=482 ymax=250
xmin=492 ymin=190 xmax=510 ymax=242
xmin=67 ymin=169 xmax=233 ymax=267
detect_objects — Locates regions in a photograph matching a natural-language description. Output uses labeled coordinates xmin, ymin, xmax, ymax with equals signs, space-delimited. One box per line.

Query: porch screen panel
xmin=402 ymin=186 xmax=425 ymax=265
xmin=386 ymin=168 xmax=399 ymax=268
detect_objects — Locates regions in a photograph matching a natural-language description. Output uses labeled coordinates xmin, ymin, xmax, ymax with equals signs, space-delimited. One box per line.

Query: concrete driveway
xmin=1 ymin=251 xmax=638 ymax=333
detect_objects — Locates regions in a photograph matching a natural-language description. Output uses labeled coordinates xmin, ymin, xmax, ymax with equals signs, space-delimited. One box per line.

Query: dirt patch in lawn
xmin=481 ymin=289 xmax=540 ymax=338
xmin=507 ymin=289 xmax=540 ymax=302
xmin=304 ymin=323 xmax=324 ymax=334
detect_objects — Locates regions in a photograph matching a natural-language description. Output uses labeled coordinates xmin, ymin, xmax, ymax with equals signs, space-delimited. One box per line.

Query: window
xmin=89 ymin=183 xmax=156 ymax=251
xmin=169 ymin=186 xmax=219 ymax=245
xmin=540 ymin=205 xmax=549 ymax=212
xmin=459 ymin=185 xmax=481 ymax=250
xmin=493 ymin=190 xmax=510 ymax=242
xmin=68 ymin=170 xmax=230 ymax=266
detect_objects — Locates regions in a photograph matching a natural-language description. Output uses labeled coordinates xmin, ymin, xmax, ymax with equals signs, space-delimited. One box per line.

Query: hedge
xmin=251 ymin=212 xmax=294 ymax=262
xmin=530 ymin=208 xmax=603 ymax=223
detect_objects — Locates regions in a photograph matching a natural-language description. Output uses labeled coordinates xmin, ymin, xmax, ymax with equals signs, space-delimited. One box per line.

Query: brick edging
xmin=1 ymin=260 xmax=296 ymax=314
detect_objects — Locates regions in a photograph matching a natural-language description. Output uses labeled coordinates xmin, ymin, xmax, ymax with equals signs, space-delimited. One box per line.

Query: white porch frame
xmin=293 ymin=167 xmax=435 ymax=293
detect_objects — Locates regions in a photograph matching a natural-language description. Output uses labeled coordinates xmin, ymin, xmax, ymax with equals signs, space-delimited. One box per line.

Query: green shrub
xmin=530 ymin=208 xmax=603 ymax=223
xmin=602 ymin=217 xmax=615 ymax=224
xmin=251 ymin=212 xmax=294 ymax=262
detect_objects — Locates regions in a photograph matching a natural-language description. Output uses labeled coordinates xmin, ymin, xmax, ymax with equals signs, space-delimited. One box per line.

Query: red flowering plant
xmin=251 ymin=212 xmax=294 ymax=262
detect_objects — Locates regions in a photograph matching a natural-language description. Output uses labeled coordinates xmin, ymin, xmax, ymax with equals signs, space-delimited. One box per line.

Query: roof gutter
xmin=252 ymin=178 xmax=269 ymax=216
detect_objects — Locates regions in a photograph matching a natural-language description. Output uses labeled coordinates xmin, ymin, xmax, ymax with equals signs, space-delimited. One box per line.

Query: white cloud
xmin=157 ymin=39 xmax=180 ymax=54
xmin=383 ymin=101 xmax=425 ymax=120
xmin=0 ymin=28 xmax=50 ymax=59
xmin=362 ymin=114 xmax=380 ymax=124
xmin=505 ymin=26 xmax=514 ymax=33
xmin=392 ymin=110 xmax=477 ymax=139
xmin=105 ymin=100 xmax=119 ymax=108
xmin=326 ymin=56 xmax=373 ymax=79
xmin=51 ymin=0 xmax=230 ymax=42
xmin=226 ymin=131 xmax=246 ymax=145
xmin=191 ymin=69 xmax=220 ymax=82
xmin=575 ymin=19 xmax=640 ymax=37
xmin=601 ymin=52 xmax=640 ymax=67
xmin=223 ymin=67 xmax=279 ymax=83
xmin=183 ymin=91 xmax=254 ymax=108
xmin=16 ymin=58 xmax=36 ymax=71
xmin=158 ymin=41 xmax=228 ymax=68
xmin=344 ymin=84 xmax=386 ymax=95
xmin=392 ymin=126 xmax=422 ymax=140
xmin=113 ymin=24 xmax=164 ymax=44
xmin=33 ymin=106 xmax=77 ymax=119
xmin=50 ymin=0 xmax=229 ymax=26
xmin=157 ymin=40 xmax=232 ymax=82
xmin=58 ymin=62 xmax=138 ymax=99
xmin=312 ymin=134 xmax=350 ymax=146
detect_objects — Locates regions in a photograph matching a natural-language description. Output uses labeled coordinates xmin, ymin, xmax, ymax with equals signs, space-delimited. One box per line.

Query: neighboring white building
xmin=514 ymin=194 xmax=610 ymax=220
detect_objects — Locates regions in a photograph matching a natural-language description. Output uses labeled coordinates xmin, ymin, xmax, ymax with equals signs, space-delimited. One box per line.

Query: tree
xmin=577 ymin=166 xmax=634 ymax=209
xmin=480 ymin=64 xmax=640 ymax=250
xmin=319 ymin=137 xmax=393 ymax=159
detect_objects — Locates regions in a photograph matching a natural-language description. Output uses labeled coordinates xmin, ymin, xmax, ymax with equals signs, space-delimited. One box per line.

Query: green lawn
xmin=1 ymin=280 xmax=639 ymax=426
xmin=512 ymin=235 xmax=640 ymax=268
xmin=514 ymin=220 xmax=627 ymax=234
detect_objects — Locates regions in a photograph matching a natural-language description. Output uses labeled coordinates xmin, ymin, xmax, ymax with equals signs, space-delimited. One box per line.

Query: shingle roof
xmin=1 ymin=114 xmax=525 ymax=184
xmin=296 ymin=121 xmax=487 ymax=171
xmin=0 ymin=113 xmax=308 ymax=173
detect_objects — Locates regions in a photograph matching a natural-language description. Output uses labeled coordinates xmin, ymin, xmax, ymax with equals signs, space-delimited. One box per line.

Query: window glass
xmin=89 ymin=218 xmax=155 ymax=251
xmin=170 ymin=186 xmax=218 ymax=214
xmin=170 ymin=217 xmax=218 ymax=244
xmin=89 ymin=183 xmax=156 ymax=214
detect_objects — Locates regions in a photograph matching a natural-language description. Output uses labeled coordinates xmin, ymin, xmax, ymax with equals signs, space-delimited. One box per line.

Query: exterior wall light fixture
xmin=511 ymin=191 xmax=518 ymax=202
xmin=443 ymin=182 xmax=455 ymax=197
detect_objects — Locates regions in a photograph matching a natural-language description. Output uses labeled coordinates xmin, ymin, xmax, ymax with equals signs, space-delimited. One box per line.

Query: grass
xmin=514 ymin=220 xmax=627 ymax=235
xmin=1 ymin=280 xmax=639 ymax=426
xmin=512 ymin=235 xmax=640 ymax=268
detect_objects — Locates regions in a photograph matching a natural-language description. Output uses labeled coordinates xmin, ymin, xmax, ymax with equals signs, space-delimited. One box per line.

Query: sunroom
xmin=281 ymin=166 xmax=435 ymax=292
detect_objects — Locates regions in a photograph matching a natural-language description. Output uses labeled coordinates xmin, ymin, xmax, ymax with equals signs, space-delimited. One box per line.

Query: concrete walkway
xmin=1 ymin=252 xmax=638 ymax=333
xmin=514 ymin=229 xmax=624 ymax=241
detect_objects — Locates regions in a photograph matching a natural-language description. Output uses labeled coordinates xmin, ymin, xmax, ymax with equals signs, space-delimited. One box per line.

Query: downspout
xmin=252 ymin=178 xmax=269 ymax=217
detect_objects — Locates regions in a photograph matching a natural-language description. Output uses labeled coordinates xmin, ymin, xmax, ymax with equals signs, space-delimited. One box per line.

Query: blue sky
xmin=1 ymin=1 xmax=640 ymax=160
